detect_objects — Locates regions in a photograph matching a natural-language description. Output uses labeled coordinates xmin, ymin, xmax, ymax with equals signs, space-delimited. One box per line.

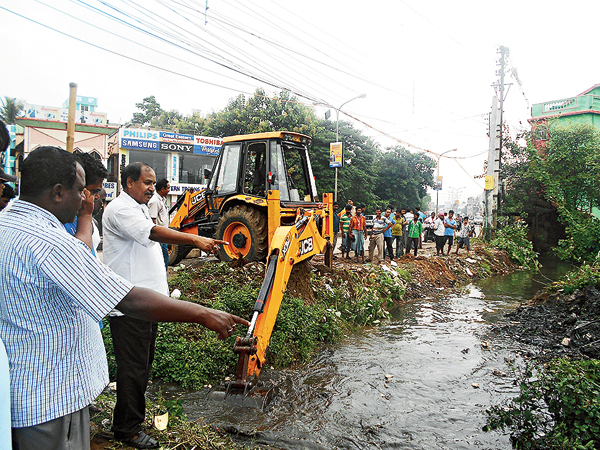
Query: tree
xmin=501 ymin=124 xmax=600 ymax=262
xmin=540 ymin=124 xmax=600 ymax=212
xmin=310 ymin=119 xmax=379 ymax=210
xmin=374 ymin=146 xmax=436 ymax=210
xmin=0 ymin=97 xmax=24 ymax=124
xmin=131 ymin=96 xmax=164 ymax=126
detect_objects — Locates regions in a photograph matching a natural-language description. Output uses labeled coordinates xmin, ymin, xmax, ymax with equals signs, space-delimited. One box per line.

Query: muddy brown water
xmin=160 ymin=256 xmax=573 ymax=449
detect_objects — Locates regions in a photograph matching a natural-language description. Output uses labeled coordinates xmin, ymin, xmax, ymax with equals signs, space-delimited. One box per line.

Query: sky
xmin=1 ymin=0 xmax=599 ymax=205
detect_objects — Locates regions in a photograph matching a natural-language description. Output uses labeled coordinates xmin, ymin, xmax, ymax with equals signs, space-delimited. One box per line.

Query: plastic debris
xmin=153 ymin=411 xmax=169 ymax=430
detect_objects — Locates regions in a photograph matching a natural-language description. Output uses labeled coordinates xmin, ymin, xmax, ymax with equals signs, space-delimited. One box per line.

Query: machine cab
xmin=207 ymin=132 xmax=319 ymax=206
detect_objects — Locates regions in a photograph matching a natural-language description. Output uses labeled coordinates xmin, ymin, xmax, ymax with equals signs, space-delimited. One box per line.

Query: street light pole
xmin=435 ymin=148 xmax=457 ymax=215
xmin=334 ymin=93 xmax=366 ymax=202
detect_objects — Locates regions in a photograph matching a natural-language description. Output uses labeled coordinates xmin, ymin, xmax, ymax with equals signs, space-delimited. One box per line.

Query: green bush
xmin=555 ymin=208 xmax=600 ymax=264
xmin=484 ymin=358 xmax=600 ymax=449
xmin=102 ymin=260 xmax=401 ymax=389
xmin=548 ymin=263 xmax=600 ymax=295
xmin=490 ymin=220 xmax=538 ymax=269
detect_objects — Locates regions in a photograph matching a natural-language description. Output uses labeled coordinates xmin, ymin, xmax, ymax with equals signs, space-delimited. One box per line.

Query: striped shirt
xmin=0 ymin=200 xmax=133 ymax=427
xmin=339 ymin=212 xmax=352 ymax=233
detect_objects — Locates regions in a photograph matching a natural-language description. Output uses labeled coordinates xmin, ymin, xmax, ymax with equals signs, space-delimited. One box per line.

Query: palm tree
xmin=0 ymin=97 xmax=24 ymax=124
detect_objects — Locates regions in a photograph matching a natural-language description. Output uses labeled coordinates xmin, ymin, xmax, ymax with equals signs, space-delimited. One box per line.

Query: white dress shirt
xmin=103 ymin=191 xmax=169 ymax=317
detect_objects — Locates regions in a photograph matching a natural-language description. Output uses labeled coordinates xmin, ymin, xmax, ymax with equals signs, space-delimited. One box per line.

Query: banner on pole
xmin=329 ymin=142 xmax=343 ymax=168
xmin=434 ymin=176 xmax=442 ymax=191
xmin=485 ymin=175 xmax=494 ymax=190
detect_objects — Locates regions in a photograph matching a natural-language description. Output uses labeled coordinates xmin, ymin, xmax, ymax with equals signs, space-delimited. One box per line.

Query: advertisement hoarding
xmin=119 ymin=128 xmax=222 ymax=156
xmin=329 ymin=142 xmax=343 ymax=168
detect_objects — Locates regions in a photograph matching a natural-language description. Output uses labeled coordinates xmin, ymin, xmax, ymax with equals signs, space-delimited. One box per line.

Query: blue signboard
xmin=121 ymin=139 xmax=159 ymax=150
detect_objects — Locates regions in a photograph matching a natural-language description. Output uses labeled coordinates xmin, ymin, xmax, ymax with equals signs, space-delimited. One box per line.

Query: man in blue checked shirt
xmin=0 ymin=146 xmax=248 ymax=450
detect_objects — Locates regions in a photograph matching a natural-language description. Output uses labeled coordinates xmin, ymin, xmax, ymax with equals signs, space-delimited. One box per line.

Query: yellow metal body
xmin=240 ymin=191 xmax=334 ymax=382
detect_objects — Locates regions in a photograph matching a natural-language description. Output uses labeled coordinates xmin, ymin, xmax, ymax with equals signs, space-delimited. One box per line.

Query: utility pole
xmin=484 ymin=96 xmax=500 ymax=239
xmin=66 ymin=82 xmax=77 ymax=153
xmin=485 ymin=46 xmax=509 ymax=237
xmin=497 ymin=46 xmax=506 ymax=223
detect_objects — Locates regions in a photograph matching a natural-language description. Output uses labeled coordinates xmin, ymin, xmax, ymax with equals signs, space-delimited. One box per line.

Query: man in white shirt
xmin=434 ymin=212 xmax=446 ymax=256
xmin=103 ymin=162 xmax=228 ymax=449
xmin=148 ymin=178 xmax=171 ymax=268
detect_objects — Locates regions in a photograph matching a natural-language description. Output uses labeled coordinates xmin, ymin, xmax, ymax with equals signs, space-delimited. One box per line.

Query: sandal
xmin=125 ymin=431 xmax=159 ymax=449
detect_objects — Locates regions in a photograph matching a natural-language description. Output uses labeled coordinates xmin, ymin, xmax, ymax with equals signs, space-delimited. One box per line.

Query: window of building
xmin=80 ymin=105 xmax=89 ymax=111
xmin=179 ymin=153 xmax=214 ymax=184
xmin=128 ymin=150 xmax=168 ymax=181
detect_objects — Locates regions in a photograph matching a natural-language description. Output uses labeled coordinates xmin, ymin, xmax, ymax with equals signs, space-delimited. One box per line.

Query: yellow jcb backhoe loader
xmin=168 ymin=131 xmax=334 ymax=406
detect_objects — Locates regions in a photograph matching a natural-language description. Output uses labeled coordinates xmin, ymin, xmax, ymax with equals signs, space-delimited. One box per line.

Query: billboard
xmin=119 ymin=128 xmax=222 ymax=156
xmin=434 ymin=176 xmax=443 ymax=191
xmin=23 ymin=103 xmax=108 ymax=125
xmin=329 ymin=142 xmax=343 ymax=168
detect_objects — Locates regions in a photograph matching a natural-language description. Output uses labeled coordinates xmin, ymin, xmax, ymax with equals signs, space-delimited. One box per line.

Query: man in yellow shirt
xmin=391 ymin=210 xmax=406 ymax=258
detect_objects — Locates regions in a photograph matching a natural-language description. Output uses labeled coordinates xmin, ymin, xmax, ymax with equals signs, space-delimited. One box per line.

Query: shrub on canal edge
xmin=484 ymin=358 xmax=600 ymax=449
xmin=101 ymin=261 xmax=398 ymax=389
xmin=490 ymin=220 xmax=539 ymax=269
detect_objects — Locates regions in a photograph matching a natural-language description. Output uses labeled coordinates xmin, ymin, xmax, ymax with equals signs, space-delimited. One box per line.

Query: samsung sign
xmin=119 ymin=128 xmax=222 ymax=155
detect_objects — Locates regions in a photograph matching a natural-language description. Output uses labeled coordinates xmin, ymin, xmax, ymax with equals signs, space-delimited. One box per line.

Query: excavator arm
xmin=228 ymin=191 xmax=333 ymax=392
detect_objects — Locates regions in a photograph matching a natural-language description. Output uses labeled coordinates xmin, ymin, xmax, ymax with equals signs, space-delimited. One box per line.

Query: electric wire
xmin=3 ymin=0 xmax=496 ymax=160
xmin=72 ymin=0 xmax=326 ymax=103
xmin=76 ymin=0 xmax=492 ymax=124
xmin=32 ymin=0 xmax=259 ymax=90
xmin=0 ymin=5 xmax=257 ymax=96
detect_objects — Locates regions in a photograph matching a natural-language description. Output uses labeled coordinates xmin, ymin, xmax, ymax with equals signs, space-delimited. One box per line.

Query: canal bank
xmin=177 ymin=254 xmax=574 ymax=449
xmin=92 ymin=243 xmax=575 ymax=449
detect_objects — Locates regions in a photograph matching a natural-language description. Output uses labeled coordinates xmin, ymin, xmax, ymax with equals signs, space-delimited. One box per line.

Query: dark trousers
xmin=393 ymin=235 xmax=404 ymax=257
xmin=109 ymin=315 xmax=158 ymax=440
xmin=406 ymin=237 xmax=419 ymax=256
xmin=384 ymin=236 xmax=394 ymax=260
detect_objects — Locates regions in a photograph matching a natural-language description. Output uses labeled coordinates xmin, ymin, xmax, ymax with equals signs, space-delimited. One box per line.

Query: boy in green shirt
xmin=339 ymin=204 xmax=353 ymax=259
xmin=405 ymin=215 xmax=423 ymax=256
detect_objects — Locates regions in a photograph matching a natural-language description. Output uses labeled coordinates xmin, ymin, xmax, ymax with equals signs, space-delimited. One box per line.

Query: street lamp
xmin=448 ymin=186 xmax=466 ymax=210
xmin=333 ymin=93 xmax=366 ymax=202
xmin=435 ymin=148 xmax=457 ymax=214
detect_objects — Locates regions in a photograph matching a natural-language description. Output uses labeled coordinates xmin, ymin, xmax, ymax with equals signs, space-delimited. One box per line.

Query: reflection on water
xmin=181 ymin=255 xmax=573 ymax=449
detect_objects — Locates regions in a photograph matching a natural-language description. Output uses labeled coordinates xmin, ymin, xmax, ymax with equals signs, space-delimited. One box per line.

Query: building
xmin=15 ymin=96 xmax=222 ymax=205
xmin=529 ymin=84 xmax=600 ymax=149
xmin=106 ymin=127 xmax=222 ymax=203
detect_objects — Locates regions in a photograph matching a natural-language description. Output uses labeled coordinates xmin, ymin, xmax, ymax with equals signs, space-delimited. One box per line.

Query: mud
xmin=311 ymin=240 xmax=515 ymax=303
xmin=490 ymin=284 xmax=600 ymax=361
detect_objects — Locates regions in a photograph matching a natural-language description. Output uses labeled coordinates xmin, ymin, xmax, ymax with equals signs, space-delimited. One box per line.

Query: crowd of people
xmin=332 ymin=200 xmax=476 ymax=264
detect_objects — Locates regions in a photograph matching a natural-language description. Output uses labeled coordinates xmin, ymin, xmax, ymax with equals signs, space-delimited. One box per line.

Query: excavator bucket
xmin=207 ymin=382 xmax=279 ymax=410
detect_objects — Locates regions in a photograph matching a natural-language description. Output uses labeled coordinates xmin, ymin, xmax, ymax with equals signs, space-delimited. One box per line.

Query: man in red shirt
xmin=349 ymin=206 xmax=366 ymax=263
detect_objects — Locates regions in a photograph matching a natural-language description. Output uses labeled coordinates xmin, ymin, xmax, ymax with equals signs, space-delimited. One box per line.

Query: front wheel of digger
xmin=168 ymin=243 xmax=190 ymax=266
xmin=215 ymin=205 xmax=268 ymax=262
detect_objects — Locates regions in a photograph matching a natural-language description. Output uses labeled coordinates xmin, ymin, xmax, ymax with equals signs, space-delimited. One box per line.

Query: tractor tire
xmin=215 ymin=205 xmax=268 ymax=262
xmin=168 ymin=243 xmax=191 ymax=266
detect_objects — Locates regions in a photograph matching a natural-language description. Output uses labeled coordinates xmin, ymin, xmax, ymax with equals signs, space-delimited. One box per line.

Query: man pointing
xmin=103 ymin=162 xmax=230 ymax=449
